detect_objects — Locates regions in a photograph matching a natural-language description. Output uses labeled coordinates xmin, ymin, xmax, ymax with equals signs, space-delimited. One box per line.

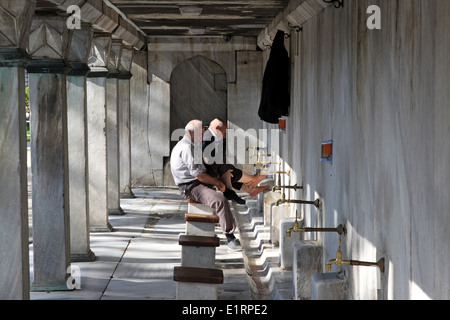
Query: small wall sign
xmin=321 ymin=140 xmax=333 ymax=164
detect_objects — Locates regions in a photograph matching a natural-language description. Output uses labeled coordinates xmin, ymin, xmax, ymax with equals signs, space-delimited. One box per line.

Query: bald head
xmin=209 ymin=118 xmax=227 ymax=140
xmin=185 ymin=119 xmax=204 ymax=144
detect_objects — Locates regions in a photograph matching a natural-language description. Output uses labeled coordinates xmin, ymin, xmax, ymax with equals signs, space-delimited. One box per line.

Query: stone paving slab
xmin=29 ymin=188 xmax=255 ymax=300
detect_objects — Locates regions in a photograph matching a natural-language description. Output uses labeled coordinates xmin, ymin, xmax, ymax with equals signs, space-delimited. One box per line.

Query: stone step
xmin=185 ymin=213 xmax=219 ymax=224
xmin=174 ymin=266 xmax=224 ymax=284
xmin=185 ymin=213 xmax=219 ymax=237
xmin=187 ymin=199 xmax=215 ymax=215
xmin=181 ymin=245 xmax=216 ymax=268
xmin=179 ymin=234 xmax=220 ymax=247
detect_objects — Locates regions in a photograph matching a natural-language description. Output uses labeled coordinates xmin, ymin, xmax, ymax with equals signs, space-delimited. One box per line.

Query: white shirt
xmin=170 ymin=136 xmax=206 ymax=185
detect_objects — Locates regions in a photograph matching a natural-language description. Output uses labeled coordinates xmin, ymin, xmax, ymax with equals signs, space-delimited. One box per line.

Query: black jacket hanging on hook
xmin=258 ymin=30 xmax=290 ymax=124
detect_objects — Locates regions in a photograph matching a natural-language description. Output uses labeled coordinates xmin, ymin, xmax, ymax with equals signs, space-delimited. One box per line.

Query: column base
xmin=120 ymin=190 xmax=135 ymax=199
xmin=71 ymin=249 xmax=96 ymax=262
xmin=90 ymin=222 xmax=114 ymax=233
xmin=109 ymin=207 xmax=125 ymax=215
xmin=30 ymin=280 xmax=74 ymax=292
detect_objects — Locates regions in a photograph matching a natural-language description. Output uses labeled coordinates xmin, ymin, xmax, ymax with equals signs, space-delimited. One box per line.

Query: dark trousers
xmin=205 ymin=163 xmax=243 ymax=190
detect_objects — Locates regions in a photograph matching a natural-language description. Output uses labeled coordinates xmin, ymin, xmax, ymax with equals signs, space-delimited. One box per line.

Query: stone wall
xmin=276 ymin=0 xmax=450 ymax=299
xmin=130 ymin=37 xmax=263 ymax=186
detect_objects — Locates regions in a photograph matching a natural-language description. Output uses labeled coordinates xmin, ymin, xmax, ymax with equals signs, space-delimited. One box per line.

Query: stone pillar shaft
xmin=67 ymin=26 xmax=95 ymax=260
xmin=118 ymin=71 xmax=133 ymax=198
xmin=87 ymin=68 xmax=113 ymax=232
xmin=28 ymin=59 xmax=72 ymax=291
xmin=67 ymin=63 xmax=95 ymax=261
xmin=87 ymin=34 xmax=113 ymax=232
xmin=106 ymin=71 xmax=123 ymax=215
xmin=0 ymin=49 xmax=31 ymax=299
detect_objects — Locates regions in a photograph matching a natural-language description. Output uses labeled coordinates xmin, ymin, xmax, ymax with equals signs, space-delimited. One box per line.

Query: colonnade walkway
xmin=28 ymin=188 xmax=292 ymax=300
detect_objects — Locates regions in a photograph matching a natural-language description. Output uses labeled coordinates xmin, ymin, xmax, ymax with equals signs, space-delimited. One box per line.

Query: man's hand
xmin=216 ymin=179 xmax=226 ymax=192
xmin=196 ymin=172 xmax=226 ymax=192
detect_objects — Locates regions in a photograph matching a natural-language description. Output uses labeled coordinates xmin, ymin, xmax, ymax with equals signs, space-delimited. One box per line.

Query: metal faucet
xmin=287 ymin=222 xmax=346 ymax=237
xmin=249 ymin=148 xmax=279 ymax=166
xmin=274 ymin=193 xmax=320 ymax=208
xmin=269 ymin=170 xmax=290 ymax=175
xmin=326 ymin=236 xmax=385 ymax=272
xmin=271 ymin=172 xmax=290 ymax=192
xmin=286 ymin=211 xmax=345 ymax=237
xmin=256 ymin=160 xmax=281 ymax=166
xmin=272 ymin=183 xmax=302 ymax=192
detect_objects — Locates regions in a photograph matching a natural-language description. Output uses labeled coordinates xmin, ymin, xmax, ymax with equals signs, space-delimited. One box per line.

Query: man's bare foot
xmin=247 ymin=173 xmax=267 ymax=186
xmin=247 ymin=185 xmax=270 ymax=197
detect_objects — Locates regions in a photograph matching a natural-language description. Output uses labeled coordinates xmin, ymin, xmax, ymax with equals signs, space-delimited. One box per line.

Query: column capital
xmin=106 ymin=69 xmax=120 ymax=79
xmin=88 ymin=34 xmax=112 ymax=69
xmin=26 ymin=58 xmax=71 ymax=74
xmin=87 ymin=66 xmax=109 ymax=78
xmin=0 ymin=0 xmax=36 ymax=50
xmin=68 ymin=62 xmax=90 ymax=77
xmin=28 ymin=16 xmax=72 ymax=61
xmin=0 ymin=48 xmax=30 ymax=67
xmin=107 ymin=39 xmax=123 ymax=71
xmin=119 ymin=45 xmax=133 ymax=73
xmin=69 ymin=27 xmax=94 ymax=65
xmin=118 ymin=71 xmax=133 ymax=80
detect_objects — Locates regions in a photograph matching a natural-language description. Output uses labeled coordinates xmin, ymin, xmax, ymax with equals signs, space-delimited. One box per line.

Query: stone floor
xmin=28 ymin=187 xmax=293 ymax=300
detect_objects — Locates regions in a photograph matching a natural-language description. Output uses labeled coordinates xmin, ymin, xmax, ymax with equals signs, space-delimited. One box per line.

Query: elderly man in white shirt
xmin=171 ymin=119 xmax=241 ymax=251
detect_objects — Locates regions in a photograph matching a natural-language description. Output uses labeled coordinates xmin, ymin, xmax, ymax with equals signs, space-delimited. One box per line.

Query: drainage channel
xmin=232 ymin=201 xmax=293 ymax=300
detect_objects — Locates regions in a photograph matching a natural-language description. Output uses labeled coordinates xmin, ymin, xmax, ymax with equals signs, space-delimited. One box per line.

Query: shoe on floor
xmin=223 ymin=188 xmax=246 ymax=205
xmin=227 ymin=239 xmax=243 ymax=252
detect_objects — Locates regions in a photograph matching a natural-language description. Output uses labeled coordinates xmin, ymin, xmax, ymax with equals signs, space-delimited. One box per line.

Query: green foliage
xmin=25 ymin=87 xmax=30 ymax=113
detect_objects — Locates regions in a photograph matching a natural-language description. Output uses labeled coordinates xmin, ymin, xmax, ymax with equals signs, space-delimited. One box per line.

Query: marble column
xmin=27 ymin=16 xmax=73 ymax=291
xmin=106 ymin=40 xmax=124 ymax=215
xmin=118 ymin=47 xmax=134 ymax=198
xmin=106 ymin=70 xmax=124 ymax=215
xmin=67 ymin=27 xmax=95 ymax=261
xmin=87 ymin=34 xmax=113 ymax=232
xmin=0 ymin=49 xmax=31 ymax=300
xmin=0 ymin=0 xmax=35 ymax=300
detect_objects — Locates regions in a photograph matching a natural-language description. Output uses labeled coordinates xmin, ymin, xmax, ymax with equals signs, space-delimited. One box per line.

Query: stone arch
xmin=163 ymin=55 xmax=228 ymax=186
xmin=169 ymin=55 xmax=227 ymax=150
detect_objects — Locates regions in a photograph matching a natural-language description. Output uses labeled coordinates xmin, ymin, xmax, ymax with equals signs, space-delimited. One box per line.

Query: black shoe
xmin=227 ymin=239 xmax=243 ymax=252
xmin=223 ymin=188 xmax=246 ymax=205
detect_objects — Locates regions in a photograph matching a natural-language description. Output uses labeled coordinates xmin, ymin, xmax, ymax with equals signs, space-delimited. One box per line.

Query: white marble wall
xmin=277 ymin=0 xmax=450 ymax=299
xmin=228 ymin=50 xmax=264 ymax=173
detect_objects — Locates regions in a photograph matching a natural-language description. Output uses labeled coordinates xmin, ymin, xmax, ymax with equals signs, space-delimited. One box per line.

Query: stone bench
xmin=187 ymin=199 xmax=216 ymax=215
xmin=174 ymin=266 xmax=224 ymax=300
xmin=174 ymin=266 xmax=224 ymax=284
xmin=174 ymin=199 xmax=222 ymax=300
xmin=185 ymin=213 xmax=219 ymax=237
xmin=179 ymin=234 xmax=220 ymax=269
